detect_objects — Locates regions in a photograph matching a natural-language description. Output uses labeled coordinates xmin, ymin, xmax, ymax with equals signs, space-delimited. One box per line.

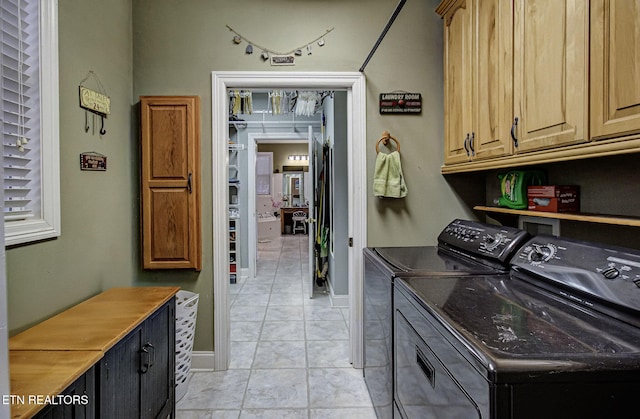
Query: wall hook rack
xmin=79 ymin=70 xmax=110 ymax=137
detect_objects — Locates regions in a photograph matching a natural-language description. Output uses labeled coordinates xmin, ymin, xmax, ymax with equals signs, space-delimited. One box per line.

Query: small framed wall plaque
xmin=271 ymin=55 xmax=296 ymax=66
xmin=379 ymin=92 xmax=422 ymax=114
xmin=80 ymin=152 xmax=107 ymax=171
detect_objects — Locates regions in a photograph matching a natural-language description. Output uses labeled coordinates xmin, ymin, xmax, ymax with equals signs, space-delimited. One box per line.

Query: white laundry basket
xmin=175 ymin=290 xmax=199 ymax=402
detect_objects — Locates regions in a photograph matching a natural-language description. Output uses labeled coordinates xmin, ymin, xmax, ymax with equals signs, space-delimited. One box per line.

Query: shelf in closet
xmin=474 ymin=206 xmax=640 ymax=227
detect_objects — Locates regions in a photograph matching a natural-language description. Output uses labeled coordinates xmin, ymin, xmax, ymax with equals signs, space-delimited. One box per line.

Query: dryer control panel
xmin=437 ymin=219 xmax=530 ymax=264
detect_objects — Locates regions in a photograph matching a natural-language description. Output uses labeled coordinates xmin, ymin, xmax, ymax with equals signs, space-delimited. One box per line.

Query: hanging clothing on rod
xmin=229 ymin=90 xmax=253 ymax=115
xmin=294 ymin=91 xmax=319 ymax=116
xmin=268 ymin=90 xmax=290 ymax=115
xmin=230 ymin=89 xmax=333 ymax=116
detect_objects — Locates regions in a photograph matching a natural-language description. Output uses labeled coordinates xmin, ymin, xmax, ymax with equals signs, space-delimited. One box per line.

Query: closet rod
xmin=229 ymin=120 xmax=321 ymax=127
xmin=359 ymin=0 xmax=407 ymax=72
xmin=249 ymin=110 xmax=323 ymax=115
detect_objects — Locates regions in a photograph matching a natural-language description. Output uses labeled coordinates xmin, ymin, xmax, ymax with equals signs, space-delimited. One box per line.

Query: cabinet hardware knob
xmin=140 ymin=347 xmax=149 ymax=374
xmin=463 ymin=133 xmax=470 ymax=157
xmin=140 ymin=342 xmax=155 ymax=373
xmin=147 ymin=342 xmax=156 ymax=367
xmin=511 ymin=117 xmax=519 ymax=148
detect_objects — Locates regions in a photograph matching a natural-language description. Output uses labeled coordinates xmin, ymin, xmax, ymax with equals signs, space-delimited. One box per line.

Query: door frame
xmin=248 ymin=132 xmax=311 ymax=280
xmin=211 ymin=71 xmax=367 ymax=371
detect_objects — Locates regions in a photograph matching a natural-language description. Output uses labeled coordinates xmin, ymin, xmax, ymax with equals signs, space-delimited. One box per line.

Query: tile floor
xmin=176 ymin=234 xmax=376 ymax=418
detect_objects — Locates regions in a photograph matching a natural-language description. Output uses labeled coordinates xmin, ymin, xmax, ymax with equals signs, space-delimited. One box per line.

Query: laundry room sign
xmin=379 ymin=92 xmax=422 ymax=114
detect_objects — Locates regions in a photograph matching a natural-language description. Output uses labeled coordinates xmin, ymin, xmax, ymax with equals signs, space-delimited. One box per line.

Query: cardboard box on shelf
xmin=527 ymin=185 xmax=580 ymax=213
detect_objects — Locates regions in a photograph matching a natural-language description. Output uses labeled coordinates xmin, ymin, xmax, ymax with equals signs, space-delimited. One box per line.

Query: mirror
xmin=282 ymin=172 xmax=305 ymax=207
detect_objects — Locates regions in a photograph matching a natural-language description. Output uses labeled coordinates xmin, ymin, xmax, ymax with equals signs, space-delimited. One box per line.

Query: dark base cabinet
xmin=98 ymin=298 xmax=176 ymax=419
xmin=10 ymin=288 xmax=178 ymax=419
xmin=34 ymin=367 xmax=96 ymax=419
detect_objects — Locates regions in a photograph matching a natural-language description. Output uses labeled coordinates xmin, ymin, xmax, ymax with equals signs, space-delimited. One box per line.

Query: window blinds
xmin=1 ymin=0 xmax=41 ymax=222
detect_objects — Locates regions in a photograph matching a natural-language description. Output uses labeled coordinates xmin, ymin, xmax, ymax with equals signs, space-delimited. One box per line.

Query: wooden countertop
xmin=9 ymin=350 xmax=103 ymax=419
xmin=10 ymin=287 xmax=179 ymax=352
xmin=9 ymin=287 xmax=180 ymax=418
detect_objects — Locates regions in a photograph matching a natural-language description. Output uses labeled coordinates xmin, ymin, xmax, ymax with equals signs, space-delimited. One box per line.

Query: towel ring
xmin=376 ymin=130 xmax=400 ymax=154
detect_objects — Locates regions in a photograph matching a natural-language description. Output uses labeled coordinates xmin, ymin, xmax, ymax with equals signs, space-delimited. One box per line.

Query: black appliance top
xmin=510 ymin=235 xmax=640 ymax=321
xmin=371 ymin=246 xmax=502 ymax=276
xmin=397 ymin=235 xmax=640 ymax=380
xmin=371 ymin=219 xmax=530 ymax=274
xmin=397 ymin=275 xmax=640 ymax=379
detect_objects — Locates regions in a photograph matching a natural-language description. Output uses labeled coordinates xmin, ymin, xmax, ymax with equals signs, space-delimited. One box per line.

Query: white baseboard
xmin=327 ymin=276 xmax=349 ymax=308
xmin=189 ymin=351 xmax=215 ymax=371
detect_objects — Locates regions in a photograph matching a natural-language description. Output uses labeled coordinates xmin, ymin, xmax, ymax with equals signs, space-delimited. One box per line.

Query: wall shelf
xmin=474 ymin=206 xmax=640 ymax=227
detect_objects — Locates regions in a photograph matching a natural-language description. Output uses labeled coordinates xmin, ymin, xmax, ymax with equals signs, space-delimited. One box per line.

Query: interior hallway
xmin=176 ymin=234 xmax=375 ymax=418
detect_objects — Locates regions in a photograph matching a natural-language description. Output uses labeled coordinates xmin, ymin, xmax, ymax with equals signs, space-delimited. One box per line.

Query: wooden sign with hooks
xmin=79 ymin=86 xmax=111 ymax=115
xmin=79 ymin=70 xmax=110 ymax=136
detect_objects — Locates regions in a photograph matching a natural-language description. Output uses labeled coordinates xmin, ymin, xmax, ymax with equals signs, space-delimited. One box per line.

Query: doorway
xmin=247 ymin=132 xmax=316 ymax=282
xmin=211 ymin=71 xmax=367 ymax=371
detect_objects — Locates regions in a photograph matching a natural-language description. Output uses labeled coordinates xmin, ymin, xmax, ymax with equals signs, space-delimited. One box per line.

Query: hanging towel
xmin=373 ymin=150 xmax=408 ymax=198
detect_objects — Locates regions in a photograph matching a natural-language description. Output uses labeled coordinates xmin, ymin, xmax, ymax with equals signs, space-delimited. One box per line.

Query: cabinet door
xmin=590 ymin=0 xmax=640 ymax=140
xmin=472 ymin=0 xmax=513 ymax=160
xmin=513 ymin=0 xmax=588 ymax=152
xmin=140 ymin=96 xmax=201 ymax=270
xmin=443 ymin=0 xmax=474 ymax=164
xmin=141 ymin=300 xmax=175 ymax=419
xmin=34 ymin=366 xmax=96 ymax=419
xmin=99 ymin=327 xmax=143 ymax=418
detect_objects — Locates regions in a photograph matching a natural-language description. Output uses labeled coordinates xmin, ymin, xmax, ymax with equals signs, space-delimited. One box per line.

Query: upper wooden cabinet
xmin=590 ymin=0 xmax=640 ymax=140
xmin=513 ymin=0 xmax=589 ymax=152
xmin=473 ymin=0 xmax=514 ymax=160
xmin=439 ymin=0 xmax=513 ymax=164
xmin=140 ymin=96 xmax=201 ymax=270
xmin=438 ymin=0 xmax=640 ymax=174
xmin=440 ymin=0 xmax=472 ymax=164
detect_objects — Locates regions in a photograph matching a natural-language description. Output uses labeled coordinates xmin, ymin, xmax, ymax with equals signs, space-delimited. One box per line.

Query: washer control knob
xmin=527 ymin=243 xmax=557 ymax=264
xmin=482 ymin=233 xmax=504 ymax=251
xmin=602 ymin=267 xmax=620 ymax=280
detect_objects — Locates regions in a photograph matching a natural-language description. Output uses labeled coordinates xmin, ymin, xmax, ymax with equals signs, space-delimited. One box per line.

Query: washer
xmin=363 ymin=219 xmax=530 ymax=419
xmin=394 ymin=234 xmax=640 ymax=418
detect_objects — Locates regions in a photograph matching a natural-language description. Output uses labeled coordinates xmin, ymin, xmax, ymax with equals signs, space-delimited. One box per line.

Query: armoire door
xmin=140 ymin=96 xmax=201 ymax=270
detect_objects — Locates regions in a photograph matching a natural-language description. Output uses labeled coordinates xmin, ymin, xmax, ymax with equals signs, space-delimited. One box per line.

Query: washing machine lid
xmin=398 ymin=275 xmax=640 ymax=369
xmin=373 ymin=246 xmax=505 ymax=276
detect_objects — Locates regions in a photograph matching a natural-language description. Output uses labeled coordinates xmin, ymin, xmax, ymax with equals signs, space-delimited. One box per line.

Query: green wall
xmin=7 ymin=0 xmax=138 ymax=331
xmin=6 ymin=0 xmax=473 ymax=353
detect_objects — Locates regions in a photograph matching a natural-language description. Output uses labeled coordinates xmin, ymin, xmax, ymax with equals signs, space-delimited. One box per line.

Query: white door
xmin=307 ymin=126 xmax=316 ymax=299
